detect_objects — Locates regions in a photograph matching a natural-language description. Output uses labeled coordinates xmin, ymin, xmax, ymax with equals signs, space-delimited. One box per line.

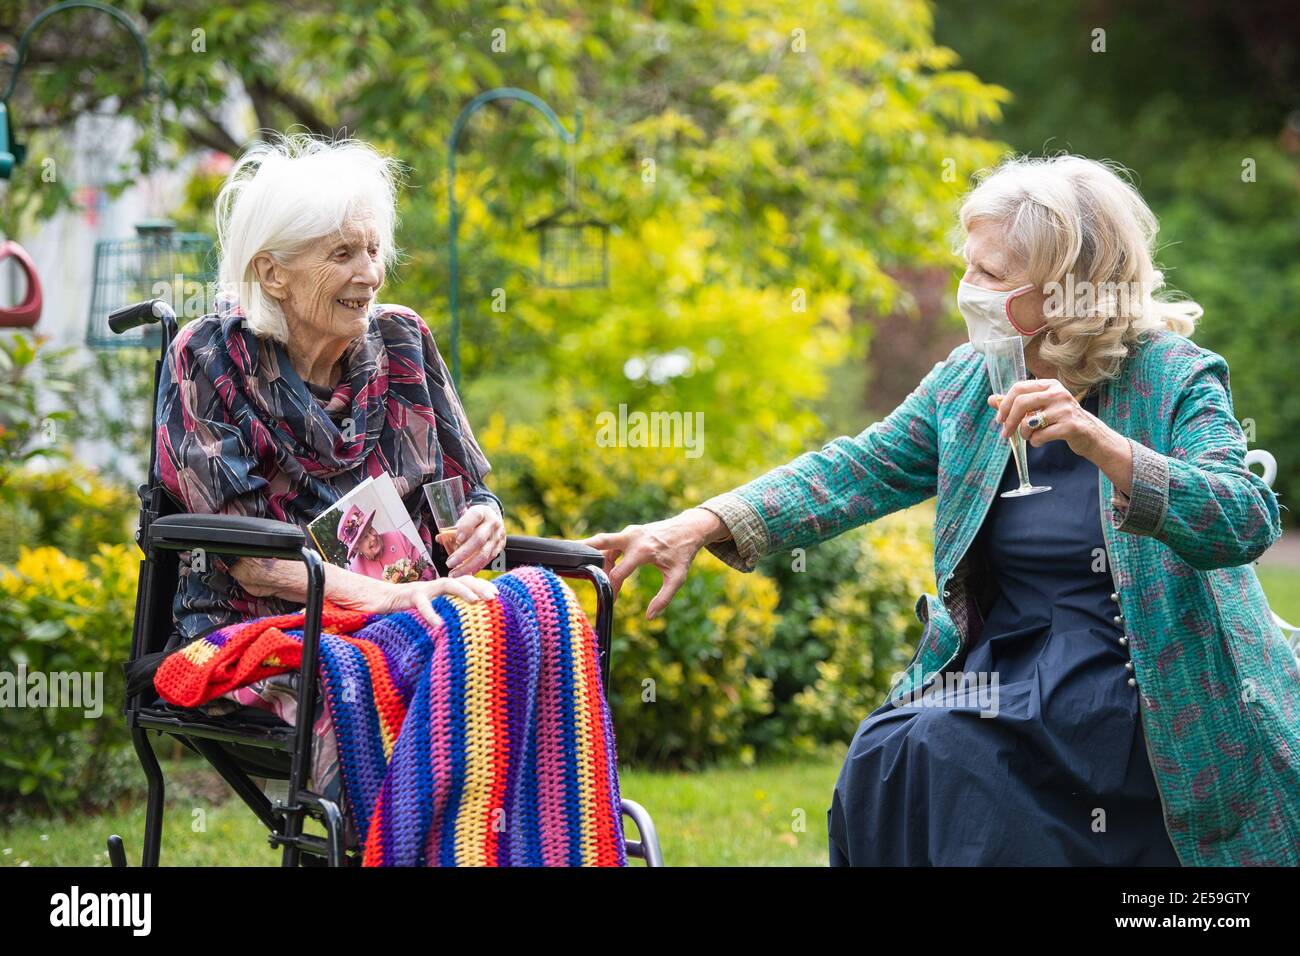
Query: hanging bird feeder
xmin=86 ymin=219 xmax=217 ymax=349
xmin=447 ymin=87 xmax=611 ymax=385
xmin=527 ymin=202 xmax=610 ymax=291
xmin=526 ymin=129 xmax=609 ymax=290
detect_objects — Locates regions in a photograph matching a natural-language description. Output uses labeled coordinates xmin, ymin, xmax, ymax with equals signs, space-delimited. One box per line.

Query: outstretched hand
xmin=580 ymin=509 xmax=726 ymax=619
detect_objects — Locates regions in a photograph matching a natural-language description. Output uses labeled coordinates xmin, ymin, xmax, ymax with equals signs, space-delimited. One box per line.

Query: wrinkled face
xmin=272 ymin=211 xmax=385 ymax=339
xmin=359 ymin=526 xmax=383 ymax=560
xmin=961 ymin=218 xmax=1047 ymax=333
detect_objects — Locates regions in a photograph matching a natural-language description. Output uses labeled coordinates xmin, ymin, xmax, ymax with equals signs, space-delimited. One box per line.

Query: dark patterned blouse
xmin=153 ymin=295 xmax=502 ymax=644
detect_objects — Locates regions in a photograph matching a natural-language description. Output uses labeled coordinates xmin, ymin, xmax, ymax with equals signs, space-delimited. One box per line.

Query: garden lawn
xmin=0 ymin=751 xmax=847 ymax=867
xmin=6 ymin=569 xmax=1295 ymax=869
xmin=1256 ymin=565 xmax=1300 ymax=625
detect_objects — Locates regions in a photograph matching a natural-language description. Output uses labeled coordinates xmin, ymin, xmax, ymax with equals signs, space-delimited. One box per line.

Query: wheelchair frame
xmin=105 ymin=299 xmax=663 ymax=867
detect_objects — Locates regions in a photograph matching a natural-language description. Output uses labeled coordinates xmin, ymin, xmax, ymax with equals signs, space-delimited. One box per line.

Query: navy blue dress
xmin=827 ymin=390 xmax=1181 ymax=866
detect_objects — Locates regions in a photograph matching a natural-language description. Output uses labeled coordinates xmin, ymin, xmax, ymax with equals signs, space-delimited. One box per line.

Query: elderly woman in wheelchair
xmin=162 ymin=136 xmax=503 ymax=637
xmin=121 ymin=134 xmax=643 ymax=867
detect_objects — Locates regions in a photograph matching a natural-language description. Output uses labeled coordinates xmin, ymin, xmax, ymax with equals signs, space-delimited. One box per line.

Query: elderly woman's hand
xmin=580 ymin=508 xmax=729 ymax=619
xmin=377 ymin=574 xmax=499 ymax=625
xmin=445 ymin=504 xmax=507 ymax=577
xmin=231 ymin=555 xmax=498 ymax=628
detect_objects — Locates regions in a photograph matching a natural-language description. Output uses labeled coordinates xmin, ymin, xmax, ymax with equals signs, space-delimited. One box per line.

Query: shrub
xmin=784 ymin=508 xmax=936 ymax=751
xmin=0 ymin=544 xmax=139 ymax=811
xmin=746 ymin=505 xmax=936 ymax=757
xmin=604 ymin=551 xmax=779 ymax=769
xmin=1155 ymin=139 xmax=1300 ymax=518
xmin=0 ymin=332 xmax=76 ymax=488
xmin=0 ymin=465 xmax=136 ymax=565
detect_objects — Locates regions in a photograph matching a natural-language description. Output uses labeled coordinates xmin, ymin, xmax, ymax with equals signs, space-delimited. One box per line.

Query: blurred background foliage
xmin=0 ymin=0 xmax=1295 ymax=808
xmin=934 ymin=0 xmax=1300 ymax=516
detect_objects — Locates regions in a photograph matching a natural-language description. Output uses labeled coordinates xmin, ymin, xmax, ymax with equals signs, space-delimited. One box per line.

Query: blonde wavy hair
xmin=955 ymin=154 xmax=1202 ymax=395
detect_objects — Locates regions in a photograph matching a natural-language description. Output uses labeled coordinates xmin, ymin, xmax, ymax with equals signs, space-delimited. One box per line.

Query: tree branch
xmin=249 ymin=75 xmax=333 ymax=136
xmin=245 ymin=82 xmax=279 ymax=136
xmin=181 ymin=114 xmax=242 ymax=156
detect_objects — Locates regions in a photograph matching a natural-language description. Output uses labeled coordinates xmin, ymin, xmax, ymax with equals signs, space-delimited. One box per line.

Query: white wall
xmin=3 ymin=98 xmax=249 ymax=480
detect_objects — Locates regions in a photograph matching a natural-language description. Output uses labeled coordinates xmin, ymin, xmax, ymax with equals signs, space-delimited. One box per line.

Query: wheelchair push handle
xmin=109 ymin=298 xmax=177 ymax=334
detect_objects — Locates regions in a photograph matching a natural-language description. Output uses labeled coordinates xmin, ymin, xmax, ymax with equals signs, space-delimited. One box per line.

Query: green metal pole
xmin=1 ymin=1 xmax=161 ymax=181
xmin=447 ymin=87 xmax=582 ymax=387
xmin=2 ymin=1 xmax=154 ymax=104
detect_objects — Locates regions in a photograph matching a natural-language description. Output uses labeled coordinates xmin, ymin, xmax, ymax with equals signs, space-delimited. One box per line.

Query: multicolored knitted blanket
xmin=154 ymin=566 xmax=627 ymax=866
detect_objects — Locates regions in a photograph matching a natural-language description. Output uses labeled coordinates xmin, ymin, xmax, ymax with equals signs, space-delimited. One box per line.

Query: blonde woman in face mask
xmin=583 ymin=155 xmax=1299 ymax=867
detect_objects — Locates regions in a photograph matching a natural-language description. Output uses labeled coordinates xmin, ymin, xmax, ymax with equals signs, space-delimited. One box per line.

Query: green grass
xmin=1256 ymin=565 xmax=1300 ymax=625
xmin=0 ymin=751 xmax=847 ymax=867
xmin=620 ymin=754 xmax=845 ymax=866
xmin=8 ymin=570 xmax=1293 ymax=869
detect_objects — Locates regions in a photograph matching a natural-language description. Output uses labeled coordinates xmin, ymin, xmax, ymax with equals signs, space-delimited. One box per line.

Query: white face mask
xmin=957 ymin=278 xmax=1042 ymax=354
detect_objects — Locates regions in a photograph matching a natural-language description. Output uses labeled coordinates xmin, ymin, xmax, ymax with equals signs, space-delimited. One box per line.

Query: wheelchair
xmin=104 ymin=298 xmax=663 ymax=867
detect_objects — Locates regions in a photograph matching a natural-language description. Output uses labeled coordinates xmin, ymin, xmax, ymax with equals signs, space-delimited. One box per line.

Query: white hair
xmin=214 ymin=132 xmax=404 ymax=342
xmin=955 ymin=154 xmax=1202 ymax=394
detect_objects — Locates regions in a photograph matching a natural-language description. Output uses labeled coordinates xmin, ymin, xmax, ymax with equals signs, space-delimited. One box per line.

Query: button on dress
xmin=827 ymin=389 xmax=1181 ymax=866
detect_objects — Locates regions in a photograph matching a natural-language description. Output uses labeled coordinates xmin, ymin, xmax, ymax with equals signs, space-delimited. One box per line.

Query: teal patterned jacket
xmin=700 ymin=330 xmax=1299 ymax=866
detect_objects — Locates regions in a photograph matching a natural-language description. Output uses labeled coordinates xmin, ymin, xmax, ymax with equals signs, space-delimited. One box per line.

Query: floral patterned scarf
xmin=153 ymin=294 xmax=500 ymax=644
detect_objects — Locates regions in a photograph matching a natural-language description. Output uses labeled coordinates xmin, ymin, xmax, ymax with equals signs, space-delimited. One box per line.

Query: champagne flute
xmin=984 ymin=335 xmax=1052 ymax=498
xmin=424 ymin=477 xmax=467 ymax=554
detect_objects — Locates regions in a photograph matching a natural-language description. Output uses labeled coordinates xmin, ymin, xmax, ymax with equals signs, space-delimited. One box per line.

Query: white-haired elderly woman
xmin=154 ymin=135 xmax=504 ymax=653
xmin=144 ymin=135 xmax=631 ymax=865
xmin=586 ymin=155 xmax=1300 ymax=866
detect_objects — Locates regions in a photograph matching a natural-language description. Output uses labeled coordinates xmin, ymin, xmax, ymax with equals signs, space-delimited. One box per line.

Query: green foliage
xmin=0 ymin=544 xmax=139 ymax=811
xmin=605 ymin=551 xmax=779 ymax=769
xmin=0 ymin=333 xmax=76 ymax=490
xmin=0 ymin=464 xmax=136 ymax=566
xmin=782 ymin=508 xmax=936 ymax=749
xmin=60 ymin=350 xmax=157 ymax=486
xmin=748 ymin=507 xmax=936 ymax=756
xmin=1155 ymin=141 xmax=1300 ymax=513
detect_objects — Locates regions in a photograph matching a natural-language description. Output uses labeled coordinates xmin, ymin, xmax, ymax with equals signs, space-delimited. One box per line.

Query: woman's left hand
xmin=989 ymin=378 xmax=1111 ymax=461
xmin=445 ymin=504 xmax=506 ymax=577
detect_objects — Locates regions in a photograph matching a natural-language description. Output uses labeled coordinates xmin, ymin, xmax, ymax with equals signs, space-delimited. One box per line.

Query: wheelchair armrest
xmin=148 ymin=513 xmax=309 ymax=561
xmin=503 ymin=534 xmax=603 ymax=571
xmin=144 ymin=513 xmax=329 ymax=789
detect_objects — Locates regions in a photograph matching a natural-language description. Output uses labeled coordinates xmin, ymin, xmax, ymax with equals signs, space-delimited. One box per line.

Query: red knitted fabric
xmin=153 ymin=603 xmax=367 ymax=707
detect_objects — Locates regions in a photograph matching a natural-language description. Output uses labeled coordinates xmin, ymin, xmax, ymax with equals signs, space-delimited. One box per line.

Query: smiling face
xmin=961 ymin=218 xmax=1047 ymax=334
xmin=358 ymin=525 xmax=383 ymax=560
xmin=258 ymin=210 xmax=385 ymax=341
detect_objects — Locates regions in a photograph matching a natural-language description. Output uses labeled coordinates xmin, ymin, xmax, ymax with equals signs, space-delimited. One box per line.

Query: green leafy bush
xmin=0 ymin=333 xmax=76 ymax=489
xmin=748 ymin=506 xmax=936 ymax=757
xmin=784 ymin=508 xmax=936 ymax=750
xmin=0 ymin=465 xmax=136 ymax=565
xmin=605 ymin=551 xmax=779 ymax=769
xmin=1155 ymin=140 xmax=1300 ymax=515
xmin=0 ymin=544 xmax=139 ymax=811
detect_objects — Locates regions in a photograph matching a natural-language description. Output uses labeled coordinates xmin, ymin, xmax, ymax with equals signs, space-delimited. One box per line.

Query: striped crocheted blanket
xmin=154 ymin=566 xmax=627 ymax=866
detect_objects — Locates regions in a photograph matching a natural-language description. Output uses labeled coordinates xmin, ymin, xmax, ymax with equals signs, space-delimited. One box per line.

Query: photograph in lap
xmin=308 ymin=474 xmax=437 ymax=583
